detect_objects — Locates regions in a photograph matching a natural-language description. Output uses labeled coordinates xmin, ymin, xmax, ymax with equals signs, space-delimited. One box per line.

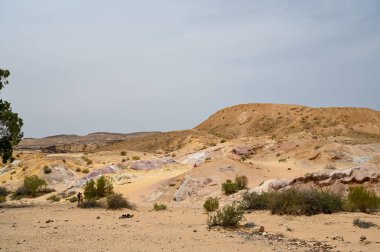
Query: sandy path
xmin=1 ymin=204 xmax=380 ymax=252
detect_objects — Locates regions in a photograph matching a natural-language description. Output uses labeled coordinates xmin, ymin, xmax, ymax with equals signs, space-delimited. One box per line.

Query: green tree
xmin=0 ymin=69 xmax=23 ymax=163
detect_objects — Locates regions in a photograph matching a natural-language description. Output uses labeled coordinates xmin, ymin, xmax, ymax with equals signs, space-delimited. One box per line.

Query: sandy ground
xmin=1 ymin=203 xmax=380 ymax=252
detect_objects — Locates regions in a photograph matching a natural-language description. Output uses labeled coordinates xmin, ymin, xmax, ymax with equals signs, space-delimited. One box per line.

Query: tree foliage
xmin=0 ymin=69 xmax=23 ymax=163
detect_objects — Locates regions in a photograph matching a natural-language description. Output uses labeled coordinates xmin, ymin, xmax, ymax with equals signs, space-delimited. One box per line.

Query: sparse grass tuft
xmin=43 ymin=166 xmax=52 ymax=174
xmin=203 ymin=197 xmax=219 ymax=212
xmin=81 ymin=156 xmax=93 ymax=165
xmin=353 ymin=218 xmax=377 ymax=229
xmin=107 ymin=193 xmax=134 ymax=210
xmin=82 ymin=168 xmax=89 ymax=173
xmin=47 ymin=194 xmax=60 ymax=202
xmin=347 ymin=186 xmax=380 ymax=213
xmin=235 ymin=175 xmax=248 ymax=190
xmin=325 ymin=164 xmax=336 ymax=170
xmin=153 ymin=203 xmax=167 ymax=211
xmin=120 ymin=151 xmax=127 ymax=156
xmin=132 ymin=156 xmax=140 ymax=160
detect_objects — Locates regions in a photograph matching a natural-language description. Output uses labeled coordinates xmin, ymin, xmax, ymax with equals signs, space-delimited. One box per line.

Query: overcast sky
xmin=1 ymin=0 xmax=379 ymax=138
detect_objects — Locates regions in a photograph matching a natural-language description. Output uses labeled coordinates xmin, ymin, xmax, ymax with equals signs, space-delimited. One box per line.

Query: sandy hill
xmin=195 ymin=103 xmax=380 ymax=140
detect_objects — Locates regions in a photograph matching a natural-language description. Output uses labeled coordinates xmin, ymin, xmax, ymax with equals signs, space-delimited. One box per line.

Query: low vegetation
xmin=207 ymin=203 xmax=244 ymax=227
xmin=83 ymin=176 xmax=114 ymax=200
xmin=46 ymin=194 xmax=60 ymax=202
xmin=203 ymin=197 xmax=219 ymax=212
xmin=82 ymin=168 xmax=89 ymax=173
xmin=132 ymin=156 xmax=140 ymax=160
xmin=221 ymin=179 xmax=239 ymax=195
xmin=81 ymin=156 xmax=93 ymax=165
xmin=347 ymin=186 xmax=380 ymax=213
xmin=235 ymin=175 xmax=248 ymax=189
xmin=353 ymin=218 xmax=377 ymax=229
xmin=43 ymin=165 xmax=52 ymax=174
xmin=153 ymin=203 xmax=167 ymax=211
xmin=120 ymin=151 xmax=127 ymax=156
xmin=24 ymin=175 xmax=48 ymax=197
xmin=240 ymin=191 xmax=271 ymax=210
xmin=107 ymin=193 xmax=134 ymax=209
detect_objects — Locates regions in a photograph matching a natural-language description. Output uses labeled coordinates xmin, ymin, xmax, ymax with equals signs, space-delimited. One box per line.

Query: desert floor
xmin=1 ymin=203 xmax=380 ymax=252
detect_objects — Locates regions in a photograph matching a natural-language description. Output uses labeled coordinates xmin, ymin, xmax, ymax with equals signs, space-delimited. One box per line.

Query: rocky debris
xmin=111 ymin=173 xmax=137 ymax=185
xmin=250 ymin=165 xmax=380 ymax=193
xmin=173 ymin=176 xmax=213 ymax=201
xmin=44 ymin=165 xmax=76 ymax=186
xmin=331 ymin=236 xmax=344 ymax=241
xmin=119 ymin=213 xmax=134 ymax=219
xmin=218 ymin=165 xmax=239 ymax=173
xmin=75 ymin=165 xmax=120 ymax=187
xmin=232 ymin=146 xmax=255 ymax=156
xmin=180 ymin=150 xmax=210 ymax=166
xmin=130 ymin=158 xmax=175 ymax=171
xmin=238 ymin=230 xmax=333 ymax=251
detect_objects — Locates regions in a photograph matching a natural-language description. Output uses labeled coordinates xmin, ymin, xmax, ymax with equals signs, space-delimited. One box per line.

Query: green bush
xmin=220 ymin=139 xmax=226 ymax=143
xmin=43 ymin=166 xmax=52 ymax=174
xmin=0 ymin=196 xmax=6 ymax=203
xmin=240 ymin=191 xmax=272 ymax=210
xmin=235 ymin=175 xmax=248 ymax=189
xmin=269 ymin=189 xmax=343 ymax=216
xmin=82 ymin=168 xmax=89 ymax=173
xmin=347 ymin=186 xmax=380 ymax=213
xmin=203 ymin=197 xmax=219 ymax=212
xmin=76 ymin=168 xmax=81 ymax=172
xmin=132 ymin=156 xmax=140 ymax=160
xmin=207 ymin=203 xmax=244 ymax=227
xmin=83 ymin=176 xmax=114 ymax=200
xmin=81 ymin=156 xmax=93 ymax=165
xmin=68 ymin=196 xmax=78 ymax=203
xmin=24 ymin=175 xmax=47 ymax=197
xmin=153 ymin=203 xmax=167 ymax=211
xmin=107 ymin=193 xmax=134 ymax=209
xmin=47 ymin=194 xmax=60 ymax=202
xmin=222 ymin=180 xmax=239 ymax=195
xmin=120 ymin=151 xmax=127 ymax=156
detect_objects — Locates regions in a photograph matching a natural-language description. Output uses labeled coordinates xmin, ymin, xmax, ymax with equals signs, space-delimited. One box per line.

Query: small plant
xmin=81 ymin=156 xmax=93 ymax=165
xmin=347 ymin=186 xmax=380 ymax=213
xmin=278 ymin=158 xmax=287 ymax=163
xmin=0 ymin=196 xmax=6 ymax=203
xmin=222 ymin=180 xmax=239 ymax=195
xmin=235 ymin=175 xmax=248 ymax=189
xmin=120 ymin=151 xmax=127 ymax=156
xmin=203 ymin=197 xmax=219 ymax=212
xmin=209 ymin=142 xmax=216 ymax=147
xmin=207 ymin=203 xmax=244 ymax=227
xmin=276 ymin=153 xmax=281 ymax=157
xmin=107 ymin=193 xmax=134 ymax=209
xmin=24 ymin=175 xmax=47 ymax=197
xmin=43 ymin=165 xmax=52 ymax=174
xmin=47 ymin=194 xmax=60 ymax=202
xmin=122 ymin=158 xmax=126 ymax=162
xmin=76 ymin=167 xmax=81 ymax=172
xmin=132 ymin=156 xmax=140 ymax=160
xmin=68 ymin=196 xmax=78 ymax=203
xmin=240 ymin=191 xmax=272 ymax=210
xmin=315 ymin=146 xmax=321 ymax=150
xmin=0 ymin=186 xmax=7 ymax=196
xmin=220 ymin=139 xmax=226 ymax=143
xmin=353 ymin=218 xmax=377 ymax=229
xmin=82 ymin=168 xmax=89 ymax=173
xmin=83 ymin=176 xmax=114 ymax=200
xmin=153 ymin=203 xmax=167 ymax=211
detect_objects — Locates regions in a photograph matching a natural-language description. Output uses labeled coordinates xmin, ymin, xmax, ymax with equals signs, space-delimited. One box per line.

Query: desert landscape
xmin=1 ymin=103 xmax=380 ymax=252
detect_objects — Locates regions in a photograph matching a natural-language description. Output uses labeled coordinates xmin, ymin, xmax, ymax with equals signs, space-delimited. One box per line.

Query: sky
xmin=0 ymin=0 xmax=379 ymax=138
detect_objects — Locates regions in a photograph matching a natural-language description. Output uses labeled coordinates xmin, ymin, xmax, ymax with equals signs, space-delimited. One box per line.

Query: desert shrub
xmin=235 ymin=175 xmax=248 ymax=189
xmin=209 ymin=142 xmax=216 ymax=147
xmin=347 ymin=186 xmax=380 ymax=213
xmin=207 ymin=203 xmax=244 ymax=227
xmin=83 ymin=176 xmax=114 ymax=200
xmin=220 ymin=139 xmax=226 ymax=143
xmin=81 ymin=156 xmax=93 ymax=165
xmin=107 ymin=193 xmax=134 ymax=209
xmin=0 ymin=196 xmax=6 ymax=203
xmin=132 ymin=156 xmax=140 ymax=160
xmin=120 ymin=151 xmax=127 ymax=156
xmin=24 ymin=175 xmax=47 ymax=197
xmin=122 ymin=158 xmax=126 ymax=162
xmin=222 ymin=180 xmax=239 ymax=195
xmin=269 ymin=189 xmax=343 ymax=216
xmin=278 ymin=158 xmax=287 ymax=163
xmin=0 ymin=186 xmax=7 ymax=196
xmin=80 ymin=198 xmax=102 ymax=208
xmin=75 ymin=168 xmax=81 ymax=172
xmin=43 ymin=165 xmax=52 ymax=174
xmin=353 ymin=218 xmax=377 ymax=229
xmin=153 ymin=203 xmax=167 ymax=211
xmin=68 ymin=196 xmax=78 ymax=203
xmin=47 ymin=194 xmax=60 ymax=202
xmin=82 ymin=168 xmax=89 ymax=173
xmin=240 ymin=191 xmax=272 ymax=210
xmin=203 ymin=197 xmax=219 ymax=212
xmin=96 ymin=176 xmax=114 ymax=197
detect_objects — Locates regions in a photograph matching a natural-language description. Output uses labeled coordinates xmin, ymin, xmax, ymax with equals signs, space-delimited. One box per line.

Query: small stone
xmin=193 ymin=229 xmax=197 ymax=232
xmin=96 ymin=216 xmax=100 ymax=219
xmin=360 ymin=235 xmax=366 ymax=242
